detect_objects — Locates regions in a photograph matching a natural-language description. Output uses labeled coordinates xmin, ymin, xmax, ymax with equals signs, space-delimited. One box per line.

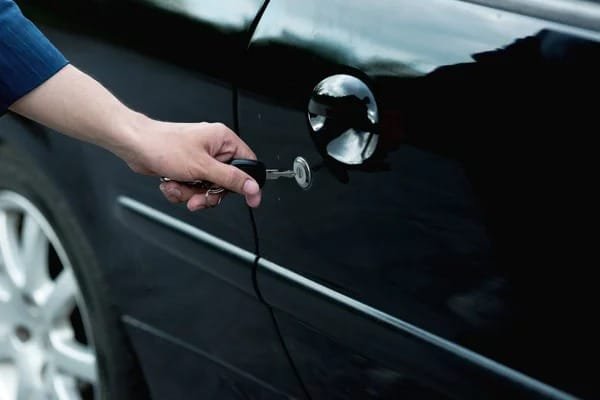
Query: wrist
xmin=108 ymin=110 xmax=157 ymax=174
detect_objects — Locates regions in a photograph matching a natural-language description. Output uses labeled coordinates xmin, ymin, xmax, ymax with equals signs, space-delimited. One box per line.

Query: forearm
xmin=2 ymin=1 xmax=261 ymax=208
xmin=7 ymin=63 xmax=261 ymax=207
xmin=9 ymin=64 xmax=145 ymax=159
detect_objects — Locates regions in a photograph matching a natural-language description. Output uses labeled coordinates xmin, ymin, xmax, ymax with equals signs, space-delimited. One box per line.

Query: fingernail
xmin=159 ymin=183 xmax=167 ymax=192
xmin=243 ymin=179 xmax=259 ymax=195
xmin=247 ymin=194 xmax=261 ymax=208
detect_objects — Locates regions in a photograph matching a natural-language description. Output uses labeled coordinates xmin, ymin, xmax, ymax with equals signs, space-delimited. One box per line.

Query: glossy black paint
xmin=2 ymin=0 xmax=599 ymax=399
xmin=2 ymin=1 xmax=306 ymax=398
xmin=238 ymin=0 xmax=600 ymax=398
xmin=21 ymin=0 xmax=265 ymax=82
xmin=124 ymin=317 xmax=293 ymax=399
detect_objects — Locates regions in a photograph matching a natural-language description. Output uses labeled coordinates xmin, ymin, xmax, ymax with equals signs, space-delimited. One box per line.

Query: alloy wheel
xmin=0 ymin=191 xmax=99 ymax=400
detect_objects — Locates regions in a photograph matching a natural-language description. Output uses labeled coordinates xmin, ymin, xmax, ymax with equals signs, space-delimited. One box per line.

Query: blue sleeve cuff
xmin=0 ymin=0 xmax=69 ymax=113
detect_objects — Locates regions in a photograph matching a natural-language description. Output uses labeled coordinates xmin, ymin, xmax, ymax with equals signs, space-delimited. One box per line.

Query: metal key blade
xmin=266 ymin=169 xmax=296 ymax=180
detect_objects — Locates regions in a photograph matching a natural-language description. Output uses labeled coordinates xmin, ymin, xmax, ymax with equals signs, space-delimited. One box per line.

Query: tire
xmin=0 ymin=143 xmax=149 ymax=400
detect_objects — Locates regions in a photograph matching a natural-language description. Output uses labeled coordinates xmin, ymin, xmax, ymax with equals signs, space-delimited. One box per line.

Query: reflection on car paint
xmin=239 ymin=0 xmax=600 ymax=398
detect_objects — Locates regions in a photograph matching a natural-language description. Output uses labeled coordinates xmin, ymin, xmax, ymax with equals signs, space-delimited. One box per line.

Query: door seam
xmin=247 ymin=206 xmax=312 ymax=400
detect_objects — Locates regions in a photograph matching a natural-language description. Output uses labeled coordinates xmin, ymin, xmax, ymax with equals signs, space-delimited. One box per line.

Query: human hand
xmin=122 ymin=117 xmax=261 ymax=210
xmin=7 ymin=65 xmax=259 ymax=210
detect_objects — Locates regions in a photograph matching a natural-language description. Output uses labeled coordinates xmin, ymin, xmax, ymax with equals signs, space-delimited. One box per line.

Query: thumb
xmin=202 ymin=157 xmax=261 ymax=197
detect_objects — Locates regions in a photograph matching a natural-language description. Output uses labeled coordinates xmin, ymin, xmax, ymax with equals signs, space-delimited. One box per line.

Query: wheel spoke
xmin=0 ymin=274 xmax=13 ymax=301
xmin=51 ymin=374 xmax=81 ymax=400
xmin=50 ymin=336 xmax=97 ymax=383
xmin=0 ymin=363 xmax=18 ymax=399
xmin=33 ymin=390 xmax=51 ymax=400
xmin=16 ymin=374 xmax=36 ymax=400
xmin=41 ymin=269 xmax=77 ymax=323
xmin=20 ymin=214 xmax=49 ymax=293
xmin=0 ymin=329 xmax=12 ymax=361
xmin=1 ymin=192 xmax=99 ymax=396
xmin=0 ymin=210 xmax=24 ymax=288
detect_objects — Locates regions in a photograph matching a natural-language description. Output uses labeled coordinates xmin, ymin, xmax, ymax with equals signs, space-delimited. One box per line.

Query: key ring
xmin=160 ymin=177 xmax=216 ymax=191
xmin=205 ymin=186 xmax=225 ymax=208
xmin=206 ymin=187 xmax=225 ymax=195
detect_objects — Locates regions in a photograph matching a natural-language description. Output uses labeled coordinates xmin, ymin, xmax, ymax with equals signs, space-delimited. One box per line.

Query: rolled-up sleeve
xmin=0 ymin=0 xmax=68 ymax=112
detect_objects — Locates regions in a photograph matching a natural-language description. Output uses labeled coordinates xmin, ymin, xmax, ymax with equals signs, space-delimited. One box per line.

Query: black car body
xmin=1 ymin=0 xmax=599 ymax=399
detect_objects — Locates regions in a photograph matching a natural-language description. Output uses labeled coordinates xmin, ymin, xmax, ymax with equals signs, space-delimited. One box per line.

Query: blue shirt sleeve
xmin=0 ymin=0 xmax=68 ymax=113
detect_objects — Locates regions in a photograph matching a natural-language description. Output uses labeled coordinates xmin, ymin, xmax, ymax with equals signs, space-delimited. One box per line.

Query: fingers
xmin=186 ymin=191 xmax=224 ymax=211
xmin=157 ymin=123 xmax=263 ymax=210
xmin=206 ymin=125 xmax=259 ymax=191
xmin=160 ymin=181 xmax=248 ymax=211
xmin=244 ymin=188 xmax=262 ymax=208
xmin=202 ymin=158 xmax=262 ymax=200
xmin=229 ymin=132 xmax=257 ymax=161
xmin=159 ymin=181 xmax=197 ymax=204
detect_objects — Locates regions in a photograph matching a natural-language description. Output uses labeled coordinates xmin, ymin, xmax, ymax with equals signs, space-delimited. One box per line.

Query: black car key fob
xmin=160 ymin=159 xmax=267 ymax=189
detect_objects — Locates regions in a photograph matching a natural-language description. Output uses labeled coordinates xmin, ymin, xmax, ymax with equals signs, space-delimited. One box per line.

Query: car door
xmin=7 ymin=0 xmax=306 ymax=398
xmin=237 ymin=0 xmax=600 ymax=398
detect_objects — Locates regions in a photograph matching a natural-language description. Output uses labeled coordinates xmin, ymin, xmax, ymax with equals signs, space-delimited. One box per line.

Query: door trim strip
xmin=118 ymin=196 xmax=576 ymax=400
xmin=122 ymin=315 xmax=290 ymax=397
xmin=117 ymin=196 xmax=255 ymax=264
xmin=258 ymin=258 xmax=577 ymax=400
